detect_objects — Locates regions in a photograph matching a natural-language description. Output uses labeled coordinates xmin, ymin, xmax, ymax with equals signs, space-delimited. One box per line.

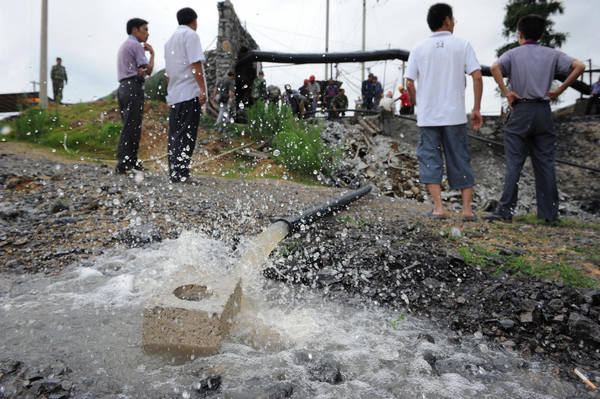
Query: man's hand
xmin=197 ymin=91 xmax=207 ymax=105
xmin=546 ymin=87 xmax=564 ymax=101
xmin=469 ymin=109 xmax=482 ymax=131
xmin=143 ymin=43 xmax=154 ymax=55
xmin=504 ymin=90 xmax=521 ymax=110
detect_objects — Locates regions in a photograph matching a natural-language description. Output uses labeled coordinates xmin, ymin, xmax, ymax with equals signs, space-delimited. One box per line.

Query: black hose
xmin=237 ymin=49 xmax=591 ymax=95
xmin=465 ymin=133 xmax=600 ymax=173
xmin=273 ymin=185 xmax=372 ymax=233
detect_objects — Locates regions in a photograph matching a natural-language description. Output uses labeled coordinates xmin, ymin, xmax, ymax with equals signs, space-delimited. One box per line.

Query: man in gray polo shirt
xmin=164 ymin=7 xmax=207 ymax=184
xmin=115 ymin=18 xmax=154 ymax=174
xmin=405 ymin=3 xmax=482 ymax=221
xmin=488 ymin=14 xmax=585 ymax=223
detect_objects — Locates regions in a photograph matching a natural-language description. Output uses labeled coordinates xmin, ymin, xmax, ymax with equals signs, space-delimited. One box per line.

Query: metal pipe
xmin=238 ymin=50 xmax=591 ymax=95
xmin=273 ymin=185 xmax=372 ymax=234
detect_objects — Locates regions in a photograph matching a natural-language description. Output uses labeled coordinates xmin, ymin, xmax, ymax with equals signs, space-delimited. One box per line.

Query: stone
xmin=259 ymin=382 xmax=294 ymax=399
xmin=118 ymin=223 xmax=162 ymax=247
xmin=307 ymin=358 xmax=343 ymax=384
xmin=567 ymin=312 xmax=600 ymax=346
xmin=142 ymin=266 xmax=242 ymax=357
xmin=50 ymin=200 xmax=68 ymax=214
xmin=548 ymin=298 xmax=564 ymax=312
xmin=449 ymin=227 xmax=461 ymax=239
xmin=499 ymin=319 xmax=515 ymax=329
xmin=193 ymin=375 xmax=221 ymax=396
xmin=417 ymin=333 xmax=435 ymax=344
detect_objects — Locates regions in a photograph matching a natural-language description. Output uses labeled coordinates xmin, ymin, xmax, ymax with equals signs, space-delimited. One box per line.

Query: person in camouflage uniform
xmin=330 ymin=88 xmax=348 ymax=119
xmin=251 ymin=71 xmax=267 ymax=103
xmin=51 ymin=57 xmax=68 ymax=104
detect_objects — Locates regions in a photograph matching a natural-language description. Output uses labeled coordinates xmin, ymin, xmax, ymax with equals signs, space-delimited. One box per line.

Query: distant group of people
xmin=361 ymin=73 xmax=383 ymax=110
xmin=247 ymin=74 xmax=349 ymax=120
xmin=115 ymin=7 xmax=206 ymax=184
xmin=406 ymin=3 xmax=584 ymax=224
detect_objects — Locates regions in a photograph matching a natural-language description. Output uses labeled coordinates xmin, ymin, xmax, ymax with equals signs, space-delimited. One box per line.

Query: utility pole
xmin=382 ymin=43 xmax=390 ymax=88
xmin=39 ymin=0 xmax=48 ymax=108
xmin=401 ymin=61 xmax=406 ymax=86
xmin=325 ymin=0 xmax=330 ymax=80
xmin=361 ymin=0 xmax=366 ymax=83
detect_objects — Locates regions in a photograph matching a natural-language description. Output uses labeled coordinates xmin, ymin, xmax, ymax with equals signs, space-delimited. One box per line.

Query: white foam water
xmin=0 ymin=229 xmax=582 ymax=398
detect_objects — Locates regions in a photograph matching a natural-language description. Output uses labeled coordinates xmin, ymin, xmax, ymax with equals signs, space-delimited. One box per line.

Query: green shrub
xmin=14 ymin=107 xmax=60 ymax=141
xmin=144 ymin=70 xmax=168 ymax=102
xmin=245 ymin=100 xmax=291 ymax=142
xmin=243 ymin=100 xmax=341 ymax=177
xmin=38 ymin=121 xmax=121 ymax=156
xmin=271 ymin=117 xmax=340 ymax=175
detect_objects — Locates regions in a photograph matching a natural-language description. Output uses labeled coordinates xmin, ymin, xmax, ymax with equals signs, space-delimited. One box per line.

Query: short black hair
xmin=56 ymin=57 xmax=62 ymax=61
xmin=427 ymin=3 xmax=453 ymax=31
xmin=126 ymin=18 xmax=148 ymax=35
xmin=258 ymin=71 xmax=264 ymax=75
xmin=517 ymin=14 xmax=545 ymax=41
xmin=227 ymin=71 xmax=234 ymax=77
xmin=177 ymin=7 xmax=197 ymax=25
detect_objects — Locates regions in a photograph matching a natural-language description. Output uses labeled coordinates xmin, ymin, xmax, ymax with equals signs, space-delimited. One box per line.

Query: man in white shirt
xmin=164 ymin=7 xmax=207 ymax=184
xmin=405 ymin=2 xmax=482 ymax=221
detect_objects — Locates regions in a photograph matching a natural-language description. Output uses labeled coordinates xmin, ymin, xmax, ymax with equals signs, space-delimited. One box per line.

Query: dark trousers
xmin=116 ymin=77 xmax=144 ymax=172
xmin=52 ymin=80 xmax=64 ymax=104
xmin=380 ymin=109 xmax=393 ymax=135
xmin=400 ymin=106 xmax=414 ymax=115
xmin=585 ymin=94 xmax=600 ymax=115
xmin=168 ymin=97 xmax=201 ymax=182
xmin=496 ymin=102 xmax=558 ymax=221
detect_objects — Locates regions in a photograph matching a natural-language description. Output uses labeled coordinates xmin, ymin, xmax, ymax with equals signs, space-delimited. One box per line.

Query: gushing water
xmin=0 ymin=230 xmax=583 ymax=398
xmin=237 ymin=221 xmax=289 ymax=284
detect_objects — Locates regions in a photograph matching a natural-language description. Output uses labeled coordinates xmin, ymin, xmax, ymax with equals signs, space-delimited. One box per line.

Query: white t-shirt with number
xmin=165 ymin=25 xmax=206 ymax=105
xmin=405 ymin=31 xmax=480 ymax=127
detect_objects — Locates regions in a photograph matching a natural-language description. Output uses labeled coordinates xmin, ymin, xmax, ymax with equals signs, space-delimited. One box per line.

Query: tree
xmin=496 ymin=0 xmax=568 ymax=57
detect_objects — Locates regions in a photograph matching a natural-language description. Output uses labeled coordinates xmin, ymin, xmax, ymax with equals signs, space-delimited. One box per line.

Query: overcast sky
xmin=1 ymin=0 xmax=598 ymax=115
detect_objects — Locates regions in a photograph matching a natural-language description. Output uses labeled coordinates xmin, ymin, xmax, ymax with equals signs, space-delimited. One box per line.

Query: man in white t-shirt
xmin=405 ymin=2 xmax=482 ymax=221
xmin=164 ymin=7 xmax=207 ymax=184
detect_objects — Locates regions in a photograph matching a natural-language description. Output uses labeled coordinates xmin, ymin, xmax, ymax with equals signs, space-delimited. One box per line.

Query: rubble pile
xmin=321 ymin=120 xmax=424 ymax=201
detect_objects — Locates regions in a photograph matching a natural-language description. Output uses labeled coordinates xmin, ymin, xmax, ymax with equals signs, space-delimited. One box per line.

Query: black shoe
xmin=132 ymin=161 xmax=147 ymax=171
xmin=482 ymin=212 xmax=512 ymax=223
xmin=115 ymin=167 xmax=128 ymax=175
xmin=544 ymin=218 xmax=560 ymax=226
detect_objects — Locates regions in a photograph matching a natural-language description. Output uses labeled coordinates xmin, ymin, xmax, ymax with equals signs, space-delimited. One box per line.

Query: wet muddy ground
xmin=1 ymin=112 xmax=600 ymax=397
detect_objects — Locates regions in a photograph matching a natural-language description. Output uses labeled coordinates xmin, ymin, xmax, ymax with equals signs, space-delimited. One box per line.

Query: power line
xmin=245 ymin=20 xmax=360 ymax=48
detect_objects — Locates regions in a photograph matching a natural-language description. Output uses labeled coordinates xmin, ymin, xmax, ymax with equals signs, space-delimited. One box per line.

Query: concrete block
xmin=142 ymin=266 xmax=242 ymax=357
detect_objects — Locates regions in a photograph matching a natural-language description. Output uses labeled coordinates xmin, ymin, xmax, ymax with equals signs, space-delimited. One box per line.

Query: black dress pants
xmin=168 ymin=97 xmax=201 ymax=182
xmin=116 ymin=77 xmax=144 ymax=172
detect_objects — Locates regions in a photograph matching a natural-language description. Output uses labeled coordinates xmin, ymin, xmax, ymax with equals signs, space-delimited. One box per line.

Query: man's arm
xmin=547 ymin=59 xmax=586 ymax=100
xmin=191 ymin=61 xmax=206 ymax=104
xmin=470 ymin=70 xmax=483 ymax=131
xmin=406 ymin=79 xmax=416 ymax=107
xmin=491 ymin=62 xmax=520 ymax=109
xmin=139 ymin=43 xmax=154 ymax=76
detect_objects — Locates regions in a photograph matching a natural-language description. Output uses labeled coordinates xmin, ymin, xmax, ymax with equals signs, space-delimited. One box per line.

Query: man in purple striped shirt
xmin=115 ymin=18 xmax=154 ymax=174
